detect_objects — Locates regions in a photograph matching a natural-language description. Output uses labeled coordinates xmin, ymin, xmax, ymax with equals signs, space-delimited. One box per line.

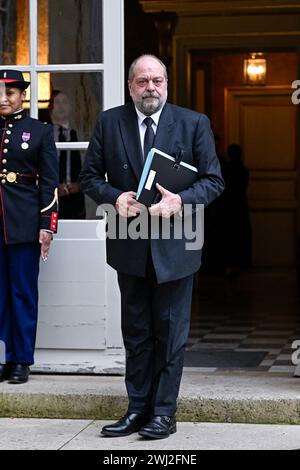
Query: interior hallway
xmin=186 ymin=269 xmax=300 ymax=374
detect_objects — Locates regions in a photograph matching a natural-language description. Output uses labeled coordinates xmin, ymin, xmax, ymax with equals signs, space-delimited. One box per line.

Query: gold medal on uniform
xmin=21 ymin=132 xmax=31 ymax=150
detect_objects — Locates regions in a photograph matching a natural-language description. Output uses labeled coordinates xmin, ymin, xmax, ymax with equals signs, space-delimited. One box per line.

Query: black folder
xmin=136 ymin=148 xmax=198 ymax=206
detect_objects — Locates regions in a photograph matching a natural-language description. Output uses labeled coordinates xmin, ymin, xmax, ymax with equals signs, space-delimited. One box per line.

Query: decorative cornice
xmin=140 ymin=0 xmax=300 ymax=16
xmin=174 ymin=30 xmax=300 ymax=39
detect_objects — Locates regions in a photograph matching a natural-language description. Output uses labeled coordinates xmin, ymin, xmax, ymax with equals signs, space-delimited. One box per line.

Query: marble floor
xmin=187 ymin=269 xmax=300 ymax=374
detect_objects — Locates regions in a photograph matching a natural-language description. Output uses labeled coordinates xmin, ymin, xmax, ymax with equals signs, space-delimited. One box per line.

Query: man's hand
xmin=39 ymin=230 xmax=52 ymax=261
xmin=148 ymin=183 xmax=182 ymax=218
xmin=67 ymin=183 xmax=81 ymax=194
xmin=116 ymin=191 xmax=145 ymax=218
xmin=58 ymin=184 xmax=69 ymax=198
xmin=58 ymin=183 xmax=81 ymax=197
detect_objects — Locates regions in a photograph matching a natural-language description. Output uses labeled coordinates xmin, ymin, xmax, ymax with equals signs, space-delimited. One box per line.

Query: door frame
xmin=224 ymin=85 xmax=296 ymax=153
xmin=0 ymin=0 xmax=126 ymax=370
xmin=172 ymin=33 xmax=300 ymax=269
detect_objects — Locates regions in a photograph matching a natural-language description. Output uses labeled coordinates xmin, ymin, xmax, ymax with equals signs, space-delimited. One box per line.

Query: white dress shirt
xmin=135 ymin=106 xmax=183 ymax=213
xmin=135 ymin=106 xmax=163 ymax=153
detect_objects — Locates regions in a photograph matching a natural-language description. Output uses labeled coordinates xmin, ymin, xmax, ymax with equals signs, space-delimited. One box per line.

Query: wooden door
xmin=225 ymin=87 xmax=297 ymax=267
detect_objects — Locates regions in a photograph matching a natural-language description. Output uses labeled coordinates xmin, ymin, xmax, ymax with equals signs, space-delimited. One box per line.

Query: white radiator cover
xmin=33 ymin=220 xmax=125 ymax=374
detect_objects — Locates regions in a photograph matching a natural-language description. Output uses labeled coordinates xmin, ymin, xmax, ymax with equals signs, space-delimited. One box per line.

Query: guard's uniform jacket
xmin=0 ymin=110 xmax=59 ymax=244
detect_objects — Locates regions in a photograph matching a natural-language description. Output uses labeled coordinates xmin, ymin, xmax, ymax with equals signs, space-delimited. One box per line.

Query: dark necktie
xmin=58 ymin=126 xmax=67 ymax=183
xmin=58 ymin=125 xmax=67 ymax=142
xmin=143 ymin=117 xmax=155 ymax=161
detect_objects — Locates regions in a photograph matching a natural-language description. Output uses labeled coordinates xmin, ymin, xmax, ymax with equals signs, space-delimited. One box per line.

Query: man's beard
xmin=134 ymin=91 xmax=167 ymax=116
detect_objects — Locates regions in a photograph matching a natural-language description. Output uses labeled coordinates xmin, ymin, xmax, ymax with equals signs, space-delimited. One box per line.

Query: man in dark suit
xmin=0 ymin=70 xmax=59 ymax=384
xmin=48 ymin=91 xmax=85 ymax=220
xmin=79 ymin=55 xmax=224 ymax=439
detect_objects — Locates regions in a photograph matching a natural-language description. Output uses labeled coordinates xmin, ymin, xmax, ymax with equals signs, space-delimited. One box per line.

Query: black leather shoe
xmin=139 ymin=415 xmax=177 ymax=439
xmin=101 ymin=413 xmax=150 ymax=437
xmin=9 ymin=364 xmax=30 ymax=384
xmin=0 ymin=364 xmax=11 ymax=382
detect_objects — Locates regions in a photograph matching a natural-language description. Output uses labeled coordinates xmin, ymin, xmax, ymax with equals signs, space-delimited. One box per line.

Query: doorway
xmin=0 ymin=0 xmax=125 ymax=371
xmin=184 ymin=50 xmax=300 ymax=373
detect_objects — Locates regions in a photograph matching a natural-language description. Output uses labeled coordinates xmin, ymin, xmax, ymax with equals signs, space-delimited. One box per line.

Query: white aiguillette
xmin=136 ymin=148 xmax=198 ymax=207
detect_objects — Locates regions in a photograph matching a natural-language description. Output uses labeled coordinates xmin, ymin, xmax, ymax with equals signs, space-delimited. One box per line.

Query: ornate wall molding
xmin=140 ymin=0 xmax=300 ymax=16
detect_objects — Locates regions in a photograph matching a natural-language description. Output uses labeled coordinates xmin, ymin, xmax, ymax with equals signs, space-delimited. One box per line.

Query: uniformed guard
xmin=0 ymin=70 xmax=59 ymax=384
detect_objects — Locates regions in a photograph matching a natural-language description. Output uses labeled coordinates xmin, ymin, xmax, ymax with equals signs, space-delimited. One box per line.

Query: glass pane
xmin=38 ymin=72 xmax=103 ymax=141
xmin=38 ymin=0 xmax=103 ymax=64
xmin=0 ymin=0 xmax=29 ymax=65
xmin=37 ymin=72 xmax=102 ymax=220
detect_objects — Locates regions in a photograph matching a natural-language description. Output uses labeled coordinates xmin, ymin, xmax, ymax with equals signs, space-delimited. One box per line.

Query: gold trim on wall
xmin=140 ymin=0 xmax=300 ymax=16
xmin=224 ymin=86 xmax=296 ymax=161
xmin=172 ymin=33 xmax=300 ymax=107
xmin=174 ymin=31 xmax=300 ymax=40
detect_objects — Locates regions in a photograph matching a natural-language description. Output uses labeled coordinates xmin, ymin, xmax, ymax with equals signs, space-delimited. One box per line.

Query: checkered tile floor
xmin=187 ymin=269 xmax=300 ymax=373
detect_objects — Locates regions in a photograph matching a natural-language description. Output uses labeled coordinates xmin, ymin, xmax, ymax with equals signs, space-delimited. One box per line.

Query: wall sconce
xmin=38 ymin=73 xmax=51 ymax=109
xmin=244 ymin=52 xmax=267 ymax=85
xmin=22 ymin=73 xmax=51 ymax=109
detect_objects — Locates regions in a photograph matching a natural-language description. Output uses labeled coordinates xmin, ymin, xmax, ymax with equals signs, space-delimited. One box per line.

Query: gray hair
xmin=128 ymin=55 xmax=168 ymax=81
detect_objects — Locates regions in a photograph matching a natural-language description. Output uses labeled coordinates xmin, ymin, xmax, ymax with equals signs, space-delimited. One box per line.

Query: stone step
xmin=0 ymin=371 xmax=300 ymax=424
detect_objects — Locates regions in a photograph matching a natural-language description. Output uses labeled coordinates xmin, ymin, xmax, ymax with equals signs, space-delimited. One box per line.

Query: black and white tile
xmin=186 ymin=270 xmax=300 ymax=374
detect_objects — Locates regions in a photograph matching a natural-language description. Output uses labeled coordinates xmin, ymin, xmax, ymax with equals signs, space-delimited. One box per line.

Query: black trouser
xmin=117 ymin=257 xmax=194 ymax=416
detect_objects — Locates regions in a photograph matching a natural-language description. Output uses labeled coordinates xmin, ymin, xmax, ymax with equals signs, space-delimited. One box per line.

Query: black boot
xmin=9 ymin=364 xmax=30 ymax=384
xmin=0 ymin=364 xmax=11 ymax=382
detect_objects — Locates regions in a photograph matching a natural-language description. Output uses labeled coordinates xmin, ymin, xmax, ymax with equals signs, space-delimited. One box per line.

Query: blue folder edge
xmin=136 ymin=148 xmax=155 ymax=200
xmin=136 ymin=148 xmax=198 ymax=200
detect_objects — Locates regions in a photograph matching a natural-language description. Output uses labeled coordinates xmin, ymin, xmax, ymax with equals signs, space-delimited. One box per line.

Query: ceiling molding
xmin=139 ymin=1 xmax=300 ymax=16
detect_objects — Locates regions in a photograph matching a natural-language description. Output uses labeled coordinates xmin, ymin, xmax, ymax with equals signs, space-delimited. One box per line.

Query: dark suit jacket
xmin=57 ymin=129 xmax=86 ymax=220
xmin=0 ymin=110 xmax=59 ymax=244
xmin=79 ymin=102 xmax=224 ymax=283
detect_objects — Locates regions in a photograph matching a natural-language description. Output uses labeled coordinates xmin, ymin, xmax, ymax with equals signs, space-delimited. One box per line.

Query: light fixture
xmin=21 ymin=73 xmax=51 ymax=110
xmin=38 ymin=73 xmax=51 ymax=109
xmin=244 ymin=52 xmax=267 ymax=85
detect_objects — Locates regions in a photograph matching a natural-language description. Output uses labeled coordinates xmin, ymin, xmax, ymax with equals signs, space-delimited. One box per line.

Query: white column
xmin=103 ymin=0 xmax=125 ymax=110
